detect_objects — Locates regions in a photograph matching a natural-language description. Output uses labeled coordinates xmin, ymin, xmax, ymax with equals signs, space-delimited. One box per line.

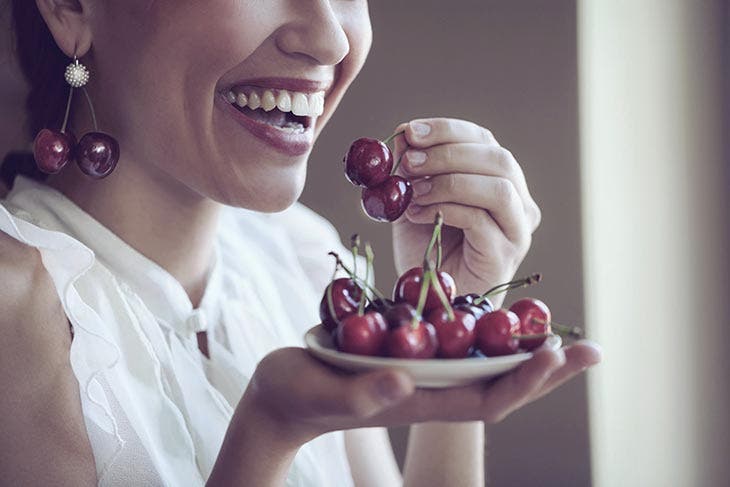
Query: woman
xmin=0 ymin=1 xmax=601 ymax=485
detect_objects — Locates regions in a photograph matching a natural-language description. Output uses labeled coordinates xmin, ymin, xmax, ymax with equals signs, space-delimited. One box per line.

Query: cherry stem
xmin=60 ymin=86 xmax=74 ymax=134
xmin=473 ymin=273 xmax=542 ymax=306
xmin=382 ymin=130 xmax=406 ymax=147
xmin=328 ymin=251 xmax=387 ymax=302
xmin=429 ymin=270 xmax=454 ymax=321
xmin=391 ymin=151 xmax=406 ymax=176
xmin=358 ymin=243 xmax=374 ymax=315
xmin=412 ymin=264 xmax=432 ymax=329
xmin=532 ymin=318 xmax=583 ymax=339
xmin=436 ymin=224 xmax=443 ymax=270
xmin=82 ymin=87 xmax=99 ymax=132
xmin=350 ymin=234 xmax=360 ymax=277
xmin=422 ymin=212 xmax=444 ymax=269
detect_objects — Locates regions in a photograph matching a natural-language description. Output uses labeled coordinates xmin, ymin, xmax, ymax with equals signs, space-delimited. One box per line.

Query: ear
xmin=35 ymin=0 xmax=92 ymax=58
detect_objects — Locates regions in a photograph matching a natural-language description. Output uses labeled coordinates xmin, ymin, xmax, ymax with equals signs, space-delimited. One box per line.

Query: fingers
xmin=409 ymin=173 xmax=529 ymax=243
xmin=402 ymin=202 xmax=522 ymax=265
xmin=394 ymin=119 xmax=498 ymax=148
xmin=528 ymin=341 xmax=603 ymax=402
xmin=392 ymin=122 xmax=541 ymax=234
xmin=343 ymin=369 xmax=417 ymax=418
xmin=256 ymin=348 xmax=416 ymax=422
xmin=479 ymin=348 xmax=566 ymax=423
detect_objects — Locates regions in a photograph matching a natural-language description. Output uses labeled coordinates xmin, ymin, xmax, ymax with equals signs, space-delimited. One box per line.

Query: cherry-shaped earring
xmin=32 ymin=55 xmax=120 ymax=179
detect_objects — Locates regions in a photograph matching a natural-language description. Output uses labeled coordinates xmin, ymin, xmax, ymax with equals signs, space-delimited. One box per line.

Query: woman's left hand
xmin=392 ymin=118 xmax=542 ymax=302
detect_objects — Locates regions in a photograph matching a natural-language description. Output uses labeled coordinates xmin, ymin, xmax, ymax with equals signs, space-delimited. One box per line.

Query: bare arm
xmin=0 ymin=235 xmax=97 ymax=486
xmin=345 ymin=427 xmax=402 ymax=487
xmin=403 ymin=422 xmax=484 ymax=487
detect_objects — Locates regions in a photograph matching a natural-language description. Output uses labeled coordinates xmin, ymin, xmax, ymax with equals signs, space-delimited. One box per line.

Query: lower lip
xmin=214 ymin=93 xmax=314 ymax=157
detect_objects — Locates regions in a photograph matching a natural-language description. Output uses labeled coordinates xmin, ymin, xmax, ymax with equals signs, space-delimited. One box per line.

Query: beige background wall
xmin=301 ymin=2 xmax=589 ymax=486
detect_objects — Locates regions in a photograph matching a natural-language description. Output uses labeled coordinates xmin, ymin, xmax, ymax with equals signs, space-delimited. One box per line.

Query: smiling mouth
xmin=222 ymin=86 xmax=324 ymax=133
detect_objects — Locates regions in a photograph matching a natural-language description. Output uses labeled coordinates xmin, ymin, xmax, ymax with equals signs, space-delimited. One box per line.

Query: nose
xmin=276 ymin=1 xmax=350 ymax=66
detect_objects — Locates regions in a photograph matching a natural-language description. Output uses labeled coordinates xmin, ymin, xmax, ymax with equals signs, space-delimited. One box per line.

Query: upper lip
xmin=223 ymin=77 xmax=333 ymax=94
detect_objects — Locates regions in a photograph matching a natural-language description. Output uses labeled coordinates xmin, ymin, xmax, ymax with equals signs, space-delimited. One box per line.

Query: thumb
xmin=344 ymin=369 xmax=416 ymax=419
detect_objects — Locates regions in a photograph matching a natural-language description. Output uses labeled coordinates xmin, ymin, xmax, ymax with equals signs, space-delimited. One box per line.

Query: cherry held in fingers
xmin=426 ymin=307 xmax=476 ymax=358
xmin=361 ymin=176 xmax=413 ymax=222
xmin=344 ymin=137 xmax=394 ymax=188
xmin=337 ymin=311 xmax=387 ymax=356
xmin=33 ymin=129 xmax=76 ymax=174
xmin=474 ymin=309 xmax=520 ymax=356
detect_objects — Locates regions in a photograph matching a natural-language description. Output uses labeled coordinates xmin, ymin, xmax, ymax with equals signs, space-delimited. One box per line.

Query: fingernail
xmin=412 ymin=180 xmax=432 ymax=197
xmin=406 ymin=150 xmax=427 ymax=167
xmin=577 ymin=339 xmax=603 ymax=355
xmin=376 ymin=375 xmax=409 ymax=405
xmin=410 ymin=121 xmax=431 ymax=138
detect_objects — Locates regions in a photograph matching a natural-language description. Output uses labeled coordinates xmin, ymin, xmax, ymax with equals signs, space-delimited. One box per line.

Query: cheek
xmin=342 ymin=7 xmax=374 ymax=75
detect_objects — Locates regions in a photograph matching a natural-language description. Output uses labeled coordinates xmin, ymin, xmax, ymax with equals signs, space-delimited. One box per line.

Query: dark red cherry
xmin=385 ymin=319 xmax=438 ymax=359
xmin=361 ymin=176 xmax=413 ymax=222
xmin=426 ymin=307 xmax=476 ymax=358
xmin=76 ymin=132 xmax=119 ymax=179
xmin=383 ymin=302 xmax=419 ymax=330
xmin=364 ymin=297 xmax=395 ymax=314
xmin=319 ymin=278 xmax=364 ymax=332
xmin=344 ymin=138 xmax=394 ymax=188
xmin=32 ymin=129 xmax=76 ymax=174
xmin=393 ymin=267 xmax=456 ymax=313
xmin=453 ymin=293 xmax=494 ymax=316
xmin=336 ymin=311 xmax=387 ymax=356
xmin=509 ymin=297 xmax=551 ymax=351
xmin=474 ymin=309 xmax=520 ymax=356
xmin=452 ymin=293 xmax=479 ymax=306
xmin=454 ymin=303 xmax=486 ymax=319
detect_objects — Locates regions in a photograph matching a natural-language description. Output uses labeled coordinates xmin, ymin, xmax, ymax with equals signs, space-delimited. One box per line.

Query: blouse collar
xmin=4 ymin=175 xmax=224 ymax=338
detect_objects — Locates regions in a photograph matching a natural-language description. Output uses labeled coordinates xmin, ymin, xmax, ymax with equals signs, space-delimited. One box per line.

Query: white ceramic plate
xmin=304 ymin=324 xmax=562 ymax=388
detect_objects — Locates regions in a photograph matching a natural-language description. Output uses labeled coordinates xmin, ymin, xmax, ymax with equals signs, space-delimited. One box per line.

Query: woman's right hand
xmin=242 ymin=341 xmax=599 ymax=444
xmin=208 ymin=342 xmax=600 ymax=485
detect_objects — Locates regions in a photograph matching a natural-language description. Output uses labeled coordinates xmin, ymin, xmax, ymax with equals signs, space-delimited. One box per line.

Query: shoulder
xmin=0 ymin=231 xmax=96 ymax=484
xmin=0 ymin=229 xmax=72 ymax=370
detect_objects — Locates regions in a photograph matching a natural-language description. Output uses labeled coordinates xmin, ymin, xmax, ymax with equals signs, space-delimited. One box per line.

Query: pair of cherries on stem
xmin=33 ymin=85 xmax=119 ymax=179
xmin=344 ymin=131 xmax=412 ymax=222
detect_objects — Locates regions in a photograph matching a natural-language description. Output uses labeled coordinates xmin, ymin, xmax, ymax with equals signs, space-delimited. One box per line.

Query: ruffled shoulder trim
xmin=0 ymin=202 xmax=124 ymax=480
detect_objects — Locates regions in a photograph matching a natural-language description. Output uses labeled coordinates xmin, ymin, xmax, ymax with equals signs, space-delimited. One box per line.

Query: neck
xmin=45 ymin=158 xmax=221 ymax=308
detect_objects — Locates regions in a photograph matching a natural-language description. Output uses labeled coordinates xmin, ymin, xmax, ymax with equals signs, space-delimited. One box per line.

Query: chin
xmin=212 ymin=169 xmax=306 ymax=213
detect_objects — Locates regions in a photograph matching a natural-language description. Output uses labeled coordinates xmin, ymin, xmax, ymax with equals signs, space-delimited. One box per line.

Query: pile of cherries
xmin=343 ymin=132 xmax=413 ymax=222
xmin=319 ymin=213 xmax=582 ymax=359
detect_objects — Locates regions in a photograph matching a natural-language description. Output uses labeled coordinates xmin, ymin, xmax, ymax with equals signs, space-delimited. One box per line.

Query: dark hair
xmin=2 ymin=0 xmax=69 ymax=189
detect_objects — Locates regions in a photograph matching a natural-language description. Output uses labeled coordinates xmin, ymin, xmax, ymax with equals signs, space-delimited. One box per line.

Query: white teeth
xmin=248 ymin=91 xmax=261 ymax=110
xmin=261 ymin=90 xmax=277 ymax=112
xmin=309 ymin=92 xmax=324 ymax=116
xmin=291 ymin=92 xmax=309 ymax=117
xmin=225 ymin=87 xmax=325 ymax=117
xmin=276 ymin=91 xmax=292 ymax=112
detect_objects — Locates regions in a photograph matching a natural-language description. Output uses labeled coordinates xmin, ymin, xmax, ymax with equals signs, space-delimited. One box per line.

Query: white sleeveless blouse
xmin=0 ymin=174 xmax=357 ymax=486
